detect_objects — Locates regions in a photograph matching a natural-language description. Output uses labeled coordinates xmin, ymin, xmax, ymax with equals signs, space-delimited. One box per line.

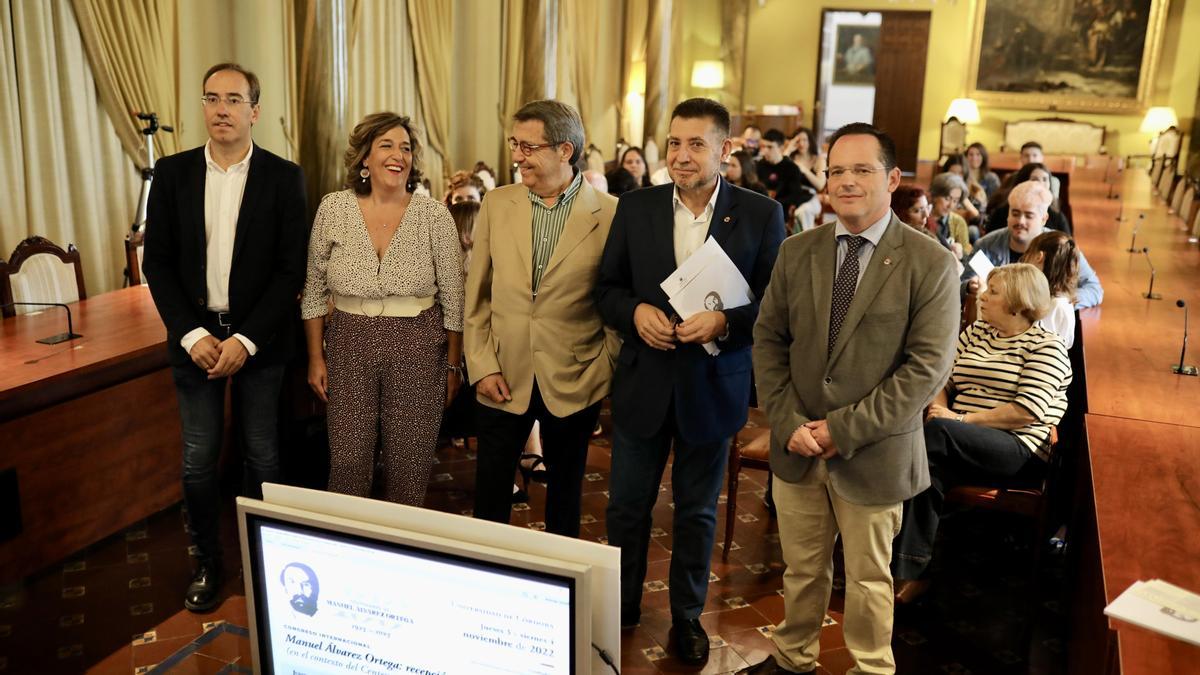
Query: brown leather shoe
xmin=735 ymin=654 xmax=815 ymax=674
xmin=894 ymin=578 xmax=932 ymax=605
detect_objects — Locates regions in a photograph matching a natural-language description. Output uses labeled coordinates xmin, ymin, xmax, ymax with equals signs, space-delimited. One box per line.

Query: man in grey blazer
xmin=740 ymin=124 xmax=960 ymax=675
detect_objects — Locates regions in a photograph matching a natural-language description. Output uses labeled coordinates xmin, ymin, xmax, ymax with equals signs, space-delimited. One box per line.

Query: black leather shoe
xmin=183 ymin=562 xmax=222 ymax=613
xmin=668 ymin=617 xmax=709 ymax=665
xmin=735 ymin=654 xmax=815 ymax=674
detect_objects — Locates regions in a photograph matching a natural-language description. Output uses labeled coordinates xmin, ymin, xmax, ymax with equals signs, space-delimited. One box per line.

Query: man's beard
xmin=290 ymin=593 xmax=317 ymax=616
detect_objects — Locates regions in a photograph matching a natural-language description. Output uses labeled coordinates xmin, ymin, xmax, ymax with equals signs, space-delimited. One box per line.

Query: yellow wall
xmin=744 ymin=0 xmax=1200 ymax=162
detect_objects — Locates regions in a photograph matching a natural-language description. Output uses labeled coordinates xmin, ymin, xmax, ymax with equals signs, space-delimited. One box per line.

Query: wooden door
xmin=873 ymin=11 xmax=930 ymax=174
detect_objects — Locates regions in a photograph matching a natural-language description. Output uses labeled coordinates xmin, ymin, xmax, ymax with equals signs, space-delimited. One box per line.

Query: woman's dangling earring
xmin=360 ymin=166 xmax=370 ymax=183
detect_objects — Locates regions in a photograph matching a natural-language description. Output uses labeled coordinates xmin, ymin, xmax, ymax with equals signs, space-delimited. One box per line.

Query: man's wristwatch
xmin=447 ymin=363 xmax=464 ymax=378
xmin=955 ymin=413 xmax=965 ymax=423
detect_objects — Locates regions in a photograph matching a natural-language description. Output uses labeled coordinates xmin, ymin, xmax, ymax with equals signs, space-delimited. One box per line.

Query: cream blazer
xmin=464 ymin=180 xmax=620 ymax=417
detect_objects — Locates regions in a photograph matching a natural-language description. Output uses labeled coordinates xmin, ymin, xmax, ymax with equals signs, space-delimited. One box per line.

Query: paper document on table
xmin=659 ymin=237 xmax=753 ymax=356
xmin=968 ymin=251 xmax=995 ymax=281
xmin=1104 ymin=579 xmax=1200 ymax=647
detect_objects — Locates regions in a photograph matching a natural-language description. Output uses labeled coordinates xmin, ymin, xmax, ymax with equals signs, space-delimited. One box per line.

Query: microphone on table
xmin=1140 ymin=247 xmax=1162 ymax=300
xmin=1173 ymin=300 xmax=1198 ymax=376
xmin=1127 ymin=213 xmax=1145 ymax=252
xmin=0 ymin=302 xmax=83 ymax=344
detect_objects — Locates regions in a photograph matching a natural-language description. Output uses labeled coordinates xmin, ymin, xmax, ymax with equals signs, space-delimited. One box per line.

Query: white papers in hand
xmin=1104 ymin=579 xmax=1200 ymax=647
xmin=968 ymin=251 xmax=995 ymax=281
xmin=659 ymin=237 xmax=753 ymax=356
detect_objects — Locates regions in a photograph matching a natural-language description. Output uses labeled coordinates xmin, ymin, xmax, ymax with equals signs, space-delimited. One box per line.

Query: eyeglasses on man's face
xmin=201 ymin=94 xmax=255 ymax=108
xmin=507 ymin=137 xmax=562 ymax=156
xmin=825 ymin=165 xmax=887 ymax=180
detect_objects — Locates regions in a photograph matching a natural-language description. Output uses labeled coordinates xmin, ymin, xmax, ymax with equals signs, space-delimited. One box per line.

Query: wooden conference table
xmin=1067 ymin=168 xmax=1200 ymax=674
xmin=0 ymin=285 xmax=181 ymax=583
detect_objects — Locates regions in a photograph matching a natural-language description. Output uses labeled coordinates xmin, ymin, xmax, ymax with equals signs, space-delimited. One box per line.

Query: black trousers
xmin=472 ymin=380 xmax=601 ymax=537
xmin=893 ymin=417 xmax=1042 ymax=580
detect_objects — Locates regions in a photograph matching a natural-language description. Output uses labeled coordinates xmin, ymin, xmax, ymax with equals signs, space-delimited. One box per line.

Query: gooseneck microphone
xmin=1127 ymin=213 xmax=1146 ymax=252
xmin=1174 ymin=300 xmax=1198 ymax=376
xmin=0 ymin=302 xmax=83 ymax=344
xmin=1141 ymin=247 xmax=1162 ymax=300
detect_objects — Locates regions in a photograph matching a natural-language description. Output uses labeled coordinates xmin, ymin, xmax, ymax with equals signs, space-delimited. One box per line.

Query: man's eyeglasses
xmin=826 ymin=165 xmax=887 ymax=180
xmin=508 ymin=137 xmax=562 ymax=156
xmin=201 ymin=94 xmax=255 ymax=108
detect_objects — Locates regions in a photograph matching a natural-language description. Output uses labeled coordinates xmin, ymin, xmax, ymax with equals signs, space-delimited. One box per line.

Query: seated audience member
xmin=445 ymin=170 xmax=485 ymax=205
xmin=1019 ymin=141 xmax=1061 ymax=199
xmin=941 ymin=153 xmax=986 ymax=220
xmin=929 ymin=172 xmax=973 ymax=258
xmin=786 ymin=127 xmax=827 ymax=231
xmin=893 ymin=262 xmax=1072 ymax=604
xmin=986 ymin=163 xmax=1072 ymax=236
xmin=606 ymin=167 xmax=640 ymax=197
xmin=619 ymin=146 xmax=653 ymax=188
xmin=894 ymin=184 xmax=963 ymax=276
xmin=966 ymin=142 xmax=1001 ymax=199
xmin=723 ymin=149 xmax=768 ymax=195
xmin=756 ymin=128 xmax=813 ymax=227
xmin=1021 ymin=231 xmax=1079 ymax=348
xmin=734 ymin=123 xmax=762 ymax=156
xmin=967 ymin=181 xmax=1101 ymax=308
xmin=450 ymin=200 xmax=481 ymax=275
xmin=892 ymin=184 xmax=933 ymax=232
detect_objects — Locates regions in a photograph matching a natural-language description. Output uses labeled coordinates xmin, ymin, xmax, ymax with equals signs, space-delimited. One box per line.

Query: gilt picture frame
xmin=968 ymin=0 xmax=1169 ymax=113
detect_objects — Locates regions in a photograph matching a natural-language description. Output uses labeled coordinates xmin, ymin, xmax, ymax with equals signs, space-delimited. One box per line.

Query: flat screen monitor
xmin=238 ymin=497 xmax=592 ymax=674
xmin=257 ymin=484 xmax=621 ymax=673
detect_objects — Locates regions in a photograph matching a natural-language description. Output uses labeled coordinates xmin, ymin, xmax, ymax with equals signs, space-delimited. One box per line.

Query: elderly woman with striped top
xmin=301 ymin=112 xmax=465 ymax=506
xmin=892 ymin=263 xmax=1072 ymax=603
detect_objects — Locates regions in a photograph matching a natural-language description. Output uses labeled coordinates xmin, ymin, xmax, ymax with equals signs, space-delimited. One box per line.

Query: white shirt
xmin=672 ymin=180 xmax=720 ymax=267
xmin=179 ymin=141 xmax=257 ymax=356
xmin=1038 ymin=294 xmax=1076 ymax=349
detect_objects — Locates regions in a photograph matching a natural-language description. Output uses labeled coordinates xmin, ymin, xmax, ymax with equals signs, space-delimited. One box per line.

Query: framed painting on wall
xmin=833 ymin=25 xmax=879 ymax=86
xmin=968 ymin=0 xmax=1169 ymax=113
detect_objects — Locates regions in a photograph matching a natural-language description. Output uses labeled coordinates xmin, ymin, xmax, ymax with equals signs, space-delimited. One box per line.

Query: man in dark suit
xmin=596 ymin=98 xmax=785 ymax=665
xmin=740 ymin=124 xmax=959 ymax=674
xmin=143 ymin=63 xmax=308 ymax=612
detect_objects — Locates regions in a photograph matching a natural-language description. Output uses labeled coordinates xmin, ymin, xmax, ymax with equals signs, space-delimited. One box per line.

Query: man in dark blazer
xmin=596 ymin=98 xmax=785 ymax=665
xmin=143 ymin=63 xmax=308 ymax=613
xmin=740 ymin=124 xmax=959 ymax=675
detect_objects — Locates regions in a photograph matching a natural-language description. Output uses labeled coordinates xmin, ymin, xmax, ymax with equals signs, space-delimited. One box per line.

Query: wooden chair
xmin=938 ymin=117 xmax=967 ymax=166
xmin=723 ymin=406 xmax=773 ymax=559
xmin=124 ymin=230 xmax=145 ymax=286
xmin=0 ymin=236 xmax=86 ymax=317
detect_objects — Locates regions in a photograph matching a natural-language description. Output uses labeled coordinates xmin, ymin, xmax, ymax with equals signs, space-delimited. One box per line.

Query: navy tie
xmin=828 ymin=235 xmax=865 ymax=356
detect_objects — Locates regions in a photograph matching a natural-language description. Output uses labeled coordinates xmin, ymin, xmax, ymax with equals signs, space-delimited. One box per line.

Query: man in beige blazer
xmin=741 ymin=124 xmax=959 ymax=675
xmin=464 ymin=99 xmax=619 ymax=537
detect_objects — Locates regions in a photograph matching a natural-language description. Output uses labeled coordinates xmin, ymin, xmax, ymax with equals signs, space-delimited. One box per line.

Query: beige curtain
xmin=408 ymin=0 xmax=453 ymax=197
xmin=71 ymin=0 xmax=180 ymax=165
xmin=346 ymin=0 xmax=422 ymax=167
xmin=719 ymin=0 xmax=749 ymax=113
xmin=642 ymin=0 xmax=673 ymax=149
xmin=0 ymin=0 xmax=141 ymax=294
xmin=293 ymin=0 xmax=350 ymax=214
xmin=561 ymin=0 xmax=620 ymax=158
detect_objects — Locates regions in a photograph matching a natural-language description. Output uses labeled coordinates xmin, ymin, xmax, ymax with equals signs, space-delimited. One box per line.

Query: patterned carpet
xmin=0 ymin=409 xmax=1068 ymax=674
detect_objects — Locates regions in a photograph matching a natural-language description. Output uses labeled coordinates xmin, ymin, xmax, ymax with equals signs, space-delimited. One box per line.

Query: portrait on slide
xmin=968 ymin=0 xmax=1168 ymax=112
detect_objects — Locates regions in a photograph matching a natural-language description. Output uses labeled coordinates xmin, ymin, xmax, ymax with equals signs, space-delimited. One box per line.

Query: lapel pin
xmin=883 ymin=257 xmax=892 ymax=265
xmin=723 ymin=216 xmax=731 ymax=223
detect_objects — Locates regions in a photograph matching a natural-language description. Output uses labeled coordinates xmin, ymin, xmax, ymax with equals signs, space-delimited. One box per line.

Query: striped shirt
xmin=528 ymin=171 xmax=583 ymax=294
xmin=951 ymin=321 xmax=1072 ymax=460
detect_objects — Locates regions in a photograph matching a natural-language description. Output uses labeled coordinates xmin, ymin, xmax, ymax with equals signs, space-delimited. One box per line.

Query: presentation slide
xmin=255 ymin=522 xmax=573 ymax=675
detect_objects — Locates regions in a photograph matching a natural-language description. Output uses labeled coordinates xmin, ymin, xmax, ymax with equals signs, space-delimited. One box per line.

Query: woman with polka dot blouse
xmin=300 ymin=112 xmax=465 ymax=506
